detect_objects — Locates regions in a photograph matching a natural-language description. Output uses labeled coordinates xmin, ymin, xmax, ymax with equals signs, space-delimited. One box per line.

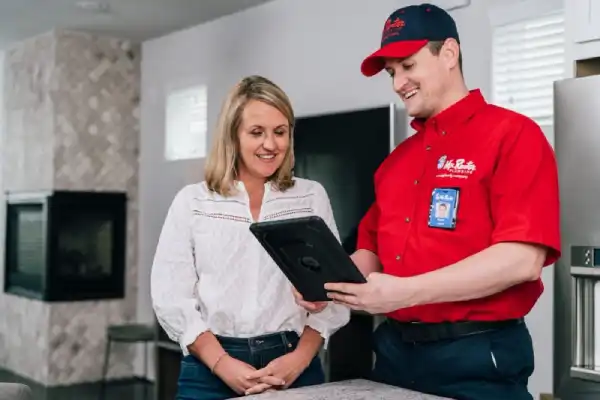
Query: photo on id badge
xmin=428 ymin=188 xmax=460 ymax=229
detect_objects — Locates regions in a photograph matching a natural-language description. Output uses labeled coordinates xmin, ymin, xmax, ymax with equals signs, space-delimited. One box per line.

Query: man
xmin=435 ymin=202 xmax=449 ymax=218
xmin=295 ymin=3 xmax=561 ymax=400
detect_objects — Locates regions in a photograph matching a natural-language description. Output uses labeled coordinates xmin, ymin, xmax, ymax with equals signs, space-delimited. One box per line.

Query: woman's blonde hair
xmin=204 ymin=75 xmax=296 ymax=196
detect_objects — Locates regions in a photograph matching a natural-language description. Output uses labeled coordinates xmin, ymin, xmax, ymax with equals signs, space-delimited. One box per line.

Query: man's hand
xmin=325 ymin=272 xmax=413 ymax=314
xmin=292 ymin=287 xmax=327 ymax=313
xmin=213 ymin=355 xmax=283 ymax=395
xmin=244 ymin=351 xmax=311 ymax=395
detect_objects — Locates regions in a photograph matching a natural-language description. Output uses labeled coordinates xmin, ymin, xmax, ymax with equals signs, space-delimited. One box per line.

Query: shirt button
xmin=441 ymin=130 xmax=446 ymax=135
xmin=425 ymin=146 xmax=431 ymax=151
xmin=405 ymin=217 xmax=411 ymax=222
xmin=395 ymin=255 xmax=401 ymax=261
xmin=414 ymin=179 xmax=419 ymax=185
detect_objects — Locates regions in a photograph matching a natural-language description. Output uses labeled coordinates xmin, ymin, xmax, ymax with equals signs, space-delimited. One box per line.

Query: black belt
xmin=387 ymin=318 xmax=523 ymax=343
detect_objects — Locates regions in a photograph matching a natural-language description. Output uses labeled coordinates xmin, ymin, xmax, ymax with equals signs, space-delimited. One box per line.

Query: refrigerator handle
xmin=570 ymin=245 xmax=600 ymax=381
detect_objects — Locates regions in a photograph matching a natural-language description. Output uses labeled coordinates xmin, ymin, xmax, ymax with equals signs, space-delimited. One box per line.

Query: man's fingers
xmin=334 ymin=300 xmax=363 ymax=311
xmin=327 ymin=291 xmax=359 ymax=306
xmin=244 ymin=383 xmax=272 ymax=395
xmin=324 ymin=282 xmax=358 ymax=295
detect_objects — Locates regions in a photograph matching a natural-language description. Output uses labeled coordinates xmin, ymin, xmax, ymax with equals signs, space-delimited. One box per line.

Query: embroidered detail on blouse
xmin=263 ymin=207 xmax=314 ymax=221
xmin=193 ymin=210 xmax=252 ymax=223
xmin=265 ymin=193 xmax=315 ymax=204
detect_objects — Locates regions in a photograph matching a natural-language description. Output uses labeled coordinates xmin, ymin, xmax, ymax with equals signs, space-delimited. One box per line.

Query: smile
xmin=256 ymin=154 xmax=276 ymax=160
xmin=403 ymin=88 xmax=418 ymax=99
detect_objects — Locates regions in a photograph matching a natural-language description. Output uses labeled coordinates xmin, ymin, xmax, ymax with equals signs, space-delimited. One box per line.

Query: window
xmin=492 ymin=11 xmax=565 ymax=128
xmin=165 ymin=85 xmax=208 ymax=161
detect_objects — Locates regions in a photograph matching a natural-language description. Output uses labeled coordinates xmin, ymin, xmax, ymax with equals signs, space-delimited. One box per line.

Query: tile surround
xmin=0 ymin=29 xmax=140 ymax=386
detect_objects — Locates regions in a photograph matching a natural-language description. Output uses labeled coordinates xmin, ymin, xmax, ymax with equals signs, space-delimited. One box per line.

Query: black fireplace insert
xmin=4 ymin=190 xmax=127 ymax=302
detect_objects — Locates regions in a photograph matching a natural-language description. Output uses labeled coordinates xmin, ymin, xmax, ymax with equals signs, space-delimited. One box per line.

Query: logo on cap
xmin=382 ymin=17 xmax=405 ymax=42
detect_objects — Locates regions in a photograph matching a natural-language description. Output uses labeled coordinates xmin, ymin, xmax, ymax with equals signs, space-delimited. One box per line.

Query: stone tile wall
xmin=0 ymin=29 xmax=140 ymax=386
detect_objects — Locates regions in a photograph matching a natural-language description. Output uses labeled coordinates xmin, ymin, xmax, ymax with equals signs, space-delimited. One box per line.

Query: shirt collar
xmin=234 ymin=180 xmax=273 ymax=192
xmin=410 ymin=89 xmax=487 ymax=132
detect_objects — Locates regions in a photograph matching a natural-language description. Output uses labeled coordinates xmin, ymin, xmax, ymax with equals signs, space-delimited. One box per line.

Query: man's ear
xmin=441 ymin=38 xmax=460 ymax=70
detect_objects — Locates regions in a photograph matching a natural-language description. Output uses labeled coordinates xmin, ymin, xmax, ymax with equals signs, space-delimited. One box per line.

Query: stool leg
xmin=99 ymin=339 xmax=111 ymax=400
xmin=143 ymin=342 xmax=149 ymax=399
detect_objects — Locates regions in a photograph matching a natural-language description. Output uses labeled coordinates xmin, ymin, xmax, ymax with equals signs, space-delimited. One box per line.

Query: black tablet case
xmin=249 ymin=216 xmax=367 ymax=302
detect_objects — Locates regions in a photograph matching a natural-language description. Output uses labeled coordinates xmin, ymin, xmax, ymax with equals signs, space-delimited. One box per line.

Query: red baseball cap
xmin=361 ymin=4 xmax=460 ymax=77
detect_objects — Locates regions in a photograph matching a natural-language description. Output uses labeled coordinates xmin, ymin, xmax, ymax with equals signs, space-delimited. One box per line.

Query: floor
xmin=0 ymin=368 xmax=154 ymax=400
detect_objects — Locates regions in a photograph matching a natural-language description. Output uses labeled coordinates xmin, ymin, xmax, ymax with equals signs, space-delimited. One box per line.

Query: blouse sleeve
xmin=150 ymin=185 xmax=208 ymax=354
xmin=306 ymin=182 xmax=351 ymax=348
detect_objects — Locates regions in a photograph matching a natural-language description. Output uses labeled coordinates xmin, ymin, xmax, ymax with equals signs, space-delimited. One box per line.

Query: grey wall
xmin=138 ymin=0 xmax=553 ymax=397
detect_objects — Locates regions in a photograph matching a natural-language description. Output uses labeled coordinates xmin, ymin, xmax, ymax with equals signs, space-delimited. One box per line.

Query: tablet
xmin=249 ymin=215 xmax=367 ymax=302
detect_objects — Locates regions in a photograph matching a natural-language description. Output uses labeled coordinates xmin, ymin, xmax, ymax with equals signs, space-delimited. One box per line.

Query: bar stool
xmin=99 ymin=323 xmax=155 ymax=400
xmin=0 ymin=383 xmax=33 ymax=400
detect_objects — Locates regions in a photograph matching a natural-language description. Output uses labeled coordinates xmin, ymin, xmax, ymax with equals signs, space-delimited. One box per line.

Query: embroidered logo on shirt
xmin=436 ymin=155 xmax=476 ymax=179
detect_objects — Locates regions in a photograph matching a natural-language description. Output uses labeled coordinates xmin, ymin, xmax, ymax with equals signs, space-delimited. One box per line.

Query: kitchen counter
xmin=243 ymin=379 xmax=452 ymax=399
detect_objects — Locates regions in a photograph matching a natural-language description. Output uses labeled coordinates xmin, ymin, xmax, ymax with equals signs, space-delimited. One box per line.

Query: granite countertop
xmin=243 ymin=379 xmax=453 ymax=400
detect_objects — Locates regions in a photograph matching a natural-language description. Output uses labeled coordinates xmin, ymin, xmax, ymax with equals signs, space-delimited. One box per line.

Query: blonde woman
xmin=151 ymin=75 xmax=350 ymax=399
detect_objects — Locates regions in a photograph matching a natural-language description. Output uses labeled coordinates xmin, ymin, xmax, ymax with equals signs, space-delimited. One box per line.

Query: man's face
xmin=384 ymin=41 xmax=458 ymax=119
xmin=439 ymin=203 xmax=448 ymax=216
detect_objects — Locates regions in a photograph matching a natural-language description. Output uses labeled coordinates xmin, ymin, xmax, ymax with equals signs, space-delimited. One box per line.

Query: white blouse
xmin=151 ymin=178 xmax=351 ymax=355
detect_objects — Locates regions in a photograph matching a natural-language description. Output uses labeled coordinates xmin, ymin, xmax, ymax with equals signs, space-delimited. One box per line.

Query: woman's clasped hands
xmin=214 ymin=349 xmax=312 ymax=396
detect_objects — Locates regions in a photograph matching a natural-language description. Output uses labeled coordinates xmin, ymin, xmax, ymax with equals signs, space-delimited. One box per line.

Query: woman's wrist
xmin=292 ymin=346 xmax=317 ymax=370
xmin=187 ymin=331 xmax=227 ymax=368
xmin=210 ymin=352 xmax=229 ymax=374
xmin=294 ymin=327 xmax=323 ymax=367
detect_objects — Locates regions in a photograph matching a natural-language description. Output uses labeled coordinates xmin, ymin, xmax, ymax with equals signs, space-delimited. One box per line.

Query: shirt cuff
xmin=305 ymin=304 xmax=350 ymax=349
xmin=491 ymin=230 xmax=561 ymax=266
xmin=356 ymin=237 xmax=378 ymax=255
xmin=179 ymin=318 xmax=209 ymax=355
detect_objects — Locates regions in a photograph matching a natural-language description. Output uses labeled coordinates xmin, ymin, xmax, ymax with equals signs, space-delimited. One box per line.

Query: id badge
xmin=428 ymin=187 xmax=460 ymax=229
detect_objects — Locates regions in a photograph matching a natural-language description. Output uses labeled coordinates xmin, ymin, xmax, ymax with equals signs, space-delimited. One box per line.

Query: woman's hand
xmin=292 ymin=287 xmax=328 ymax=313
xmin=243 ymin=349 xmax=312 ymax=395
xmin=213 ymin=355 xmax=285 ymax=395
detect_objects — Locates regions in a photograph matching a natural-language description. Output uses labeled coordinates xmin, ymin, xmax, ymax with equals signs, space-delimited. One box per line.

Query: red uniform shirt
xmin=357 ymin=89 xmax=561 ymax=323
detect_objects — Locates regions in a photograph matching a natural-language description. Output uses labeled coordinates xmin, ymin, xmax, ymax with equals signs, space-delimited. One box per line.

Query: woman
xmin=151 ymin=75 xmax=350 ymax=400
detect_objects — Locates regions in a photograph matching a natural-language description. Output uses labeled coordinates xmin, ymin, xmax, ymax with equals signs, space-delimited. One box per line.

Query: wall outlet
xmin=539 ymin=394 xmax=554 ymax=400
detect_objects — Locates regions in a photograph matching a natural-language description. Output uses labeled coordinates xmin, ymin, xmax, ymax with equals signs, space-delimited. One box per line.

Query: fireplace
xmin=4 ymin=190 xmax=127 ymax=302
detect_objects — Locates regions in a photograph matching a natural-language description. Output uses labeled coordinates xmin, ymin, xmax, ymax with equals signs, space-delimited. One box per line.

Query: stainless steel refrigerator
xmin=554 ymin=74 xmax=600 ymax=399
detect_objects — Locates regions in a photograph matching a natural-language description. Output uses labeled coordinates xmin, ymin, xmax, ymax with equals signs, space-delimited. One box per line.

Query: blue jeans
xmin=371 ymin=319 xmax=534 ymax=400
xmin=176 ymin=331 xmax=324 ymax=400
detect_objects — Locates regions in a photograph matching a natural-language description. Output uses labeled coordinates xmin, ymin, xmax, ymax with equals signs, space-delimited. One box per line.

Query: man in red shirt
xmin=296 ymin=3 xmax=561 ymax=400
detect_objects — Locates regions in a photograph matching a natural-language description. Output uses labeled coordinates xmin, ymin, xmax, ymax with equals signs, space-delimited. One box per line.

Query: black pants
xmin=176 ymin=331 xmax=324 ymax=400
xmin=371 ymin=319 xmax=534 ymax=400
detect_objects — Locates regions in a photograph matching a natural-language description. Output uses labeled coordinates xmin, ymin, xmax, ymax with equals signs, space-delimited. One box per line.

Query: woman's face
xmin=237 ymin=99 xmax=291 ymax=182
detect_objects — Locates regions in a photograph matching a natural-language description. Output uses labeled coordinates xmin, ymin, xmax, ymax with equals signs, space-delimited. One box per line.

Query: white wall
xmin=138 ymin=0 xmax=553 ymax=397
xmin=488 ymin=1 xmax=563 ymax=396
xmin=565 ymin=1 xmax=600 ymax=76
